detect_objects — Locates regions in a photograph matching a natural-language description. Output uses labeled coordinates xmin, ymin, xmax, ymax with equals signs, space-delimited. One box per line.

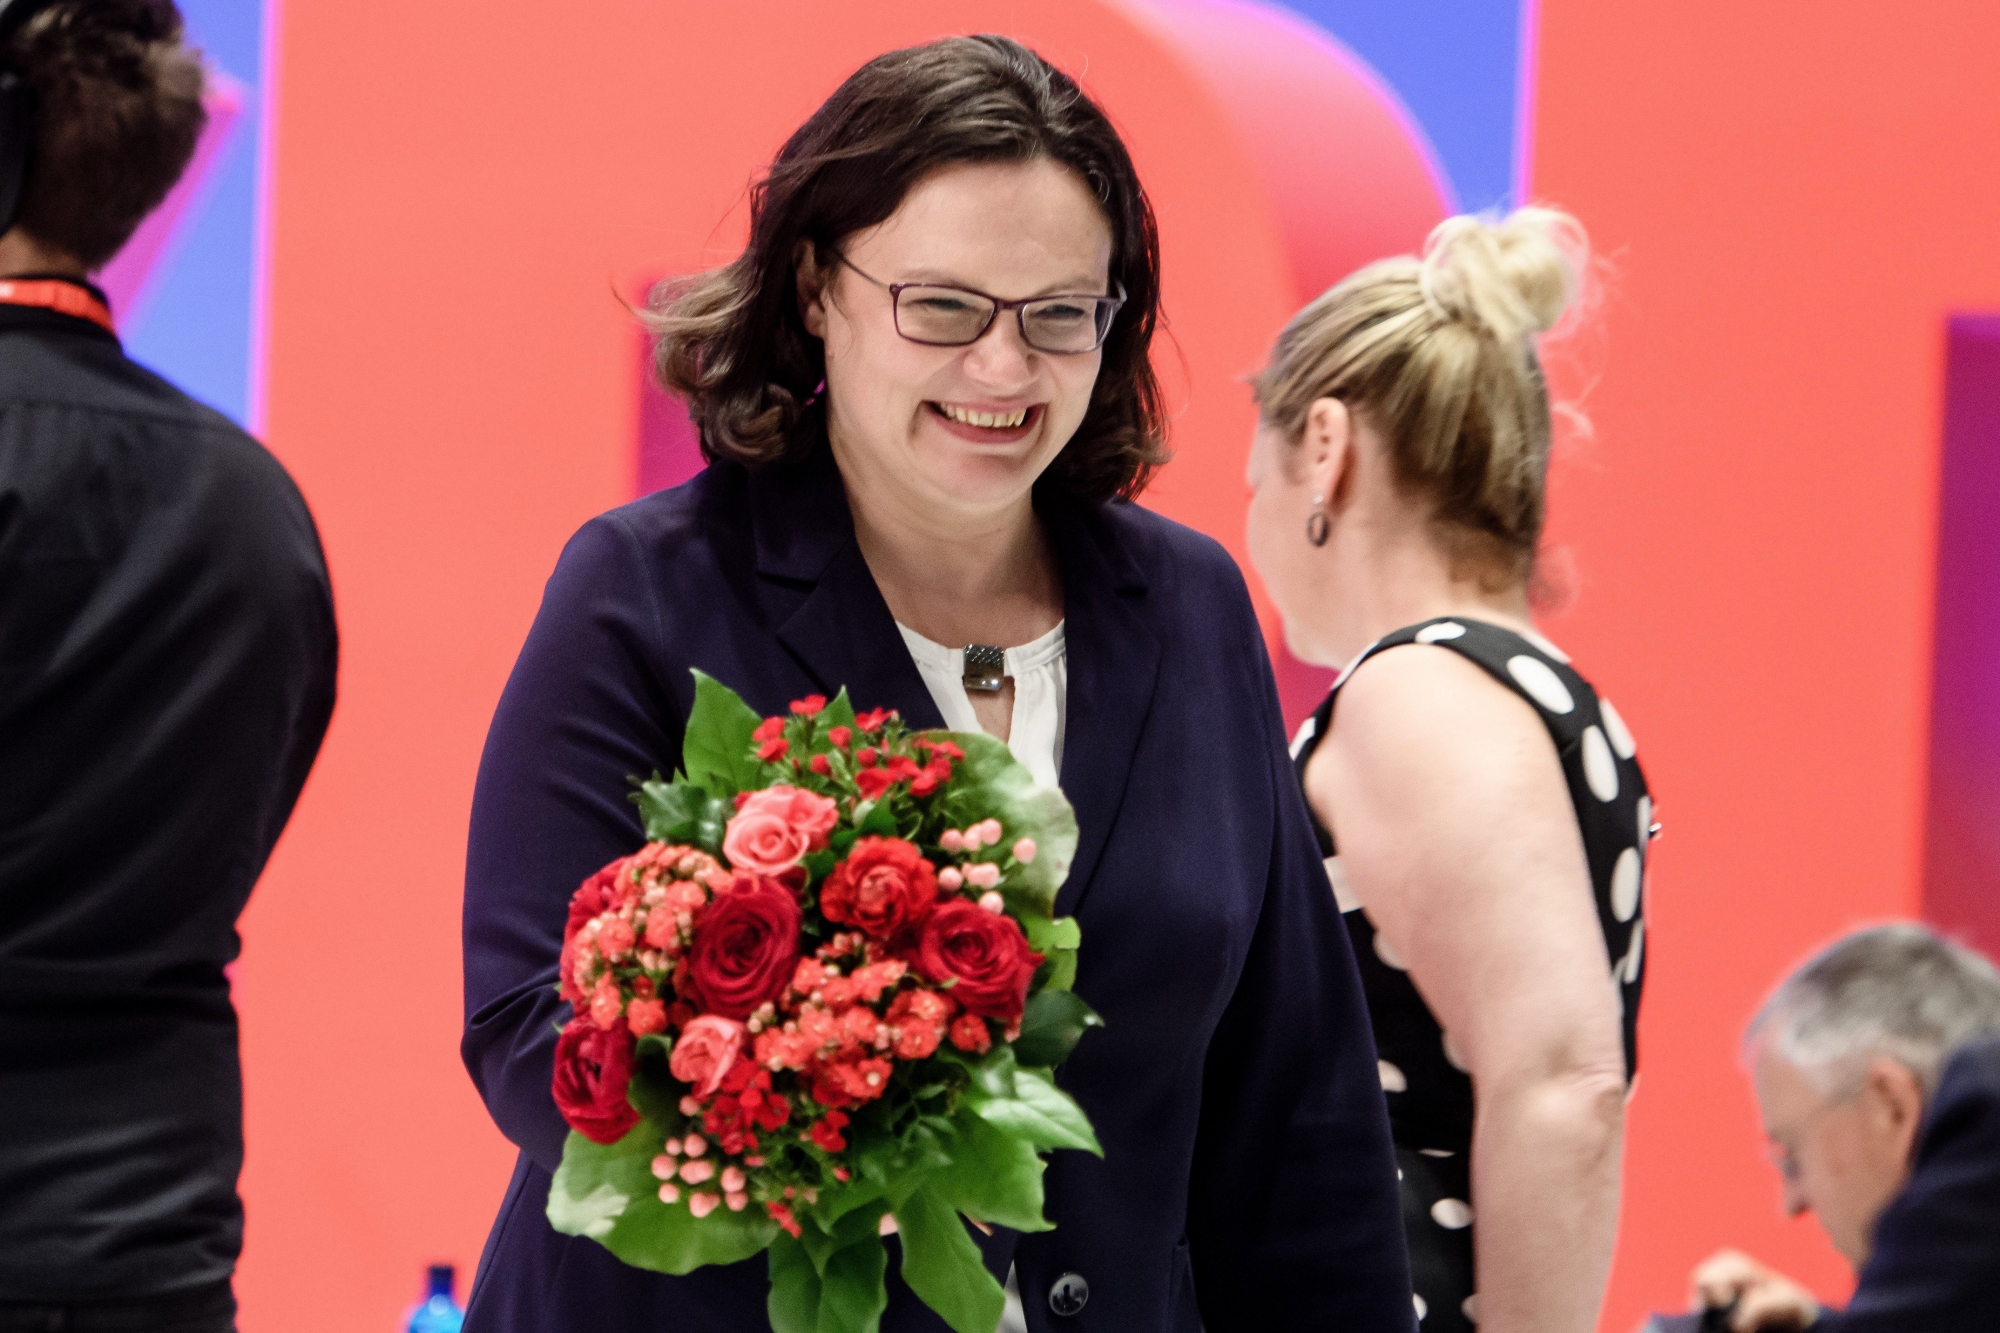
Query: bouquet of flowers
xmin=545 ymin=673 xmax=1103 ymax=1333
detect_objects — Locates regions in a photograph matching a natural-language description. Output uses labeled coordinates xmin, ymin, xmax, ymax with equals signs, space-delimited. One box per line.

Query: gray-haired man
xmin=1690 ymin=923 xmax=2000 ymax=1331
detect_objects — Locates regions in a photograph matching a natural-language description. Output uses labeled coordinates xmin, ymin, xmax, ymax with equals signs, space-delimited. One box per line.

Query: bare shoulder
xmin=1304 ymin=643 xmax=1563 ymax=839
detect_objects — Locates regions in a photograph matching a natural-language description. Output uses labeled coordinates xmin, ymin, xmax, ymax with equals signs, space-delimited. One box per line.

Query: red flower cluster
xmin=551 ymin=699 xmax=1049 ymax=1229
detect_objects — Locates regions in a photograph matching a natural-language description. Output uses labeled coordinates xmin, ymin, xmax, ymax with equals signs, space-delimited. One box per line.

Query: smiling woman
xmin=647 ymin=38 xmax=1163 ymax=508
xmin=461 ymin=33 xmax=1411 ymax=1333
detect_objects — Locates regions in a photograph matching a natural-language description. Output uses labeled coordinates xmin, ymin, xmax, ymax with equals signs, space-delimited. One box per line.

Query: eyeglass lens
xmin=894 ymin=286 xmax=1116 ymax=353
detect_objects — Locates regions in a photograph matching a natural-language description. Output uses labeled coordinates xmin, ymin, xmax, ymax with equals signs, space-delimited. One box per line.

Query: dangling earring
xmin=1305 ymin=495 xmax=1329 ymax=547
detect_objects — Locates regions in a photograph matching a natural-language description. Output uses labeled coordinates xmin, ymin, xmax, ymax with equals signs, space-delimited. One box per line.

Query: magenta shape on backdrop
xmin=1923 ymin=313 xmax=2000 ymax=960
xmin=635 ymin=295 xmax=706 ymax=496
xmin=98 ymin=71 xmax=246 ymax=325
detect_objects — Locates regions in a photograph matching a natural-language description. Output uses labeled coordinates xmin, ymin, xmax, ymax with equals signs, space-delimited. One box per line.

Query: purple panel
xmin=1923 ymin=313 xmax=2000 ymax=959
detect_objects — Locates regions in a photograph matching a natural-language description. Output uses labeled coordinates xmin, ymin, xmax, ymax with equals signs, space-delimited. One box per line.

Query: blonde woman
xmin=1245 ymin=210 xmax=1652 ymax=1333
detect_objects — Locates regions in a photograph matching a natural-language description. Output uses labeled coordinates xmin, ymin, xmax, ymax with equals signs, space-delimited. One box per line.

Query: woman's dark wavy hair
xmin=649 ymin=35 xmax=1168 ymax=504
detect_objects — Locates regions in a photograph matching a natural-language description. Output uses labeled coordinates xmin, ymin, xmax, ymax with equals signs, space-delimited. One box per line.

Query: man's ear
xmin=1863 ymin=1056 xmax=1927 ymax=1158
xmin=1303 ymin=397 xmax=1355 ymax=513
xmin=796 ymin=242 xmax=829 ymax=339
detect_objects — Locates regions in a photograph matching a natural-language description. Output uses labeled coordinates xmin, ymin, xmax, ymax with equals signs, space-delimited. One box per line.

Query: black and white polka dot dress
xmin=1290 ymin=618 xmax=1652 ymax=1330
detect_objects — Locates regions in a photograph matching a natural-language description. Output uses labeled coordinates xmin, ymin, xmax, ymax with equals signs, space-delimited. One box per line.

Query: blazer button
xmin=1049 ymin=1272 xmax=1089 ymax=1317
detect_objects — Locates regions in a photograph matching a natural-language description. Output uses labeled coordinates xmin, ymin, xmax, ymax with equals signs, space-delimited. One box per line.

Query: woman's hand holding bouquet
xmin=544 ymin=673 xmax=1101 ymax=1333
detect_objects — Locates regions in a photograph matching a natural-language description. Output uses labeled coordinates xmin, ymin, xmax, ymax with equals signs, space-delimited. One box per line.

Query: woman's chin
xmin=915 ymin=441 xmax=1053 ymax=511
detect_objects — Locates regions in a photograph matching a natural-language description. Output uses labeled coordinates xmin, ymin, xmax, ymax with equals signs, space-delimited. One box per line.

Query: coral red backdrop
xmin=237 ymin=1 xmax=2000 ymax=1329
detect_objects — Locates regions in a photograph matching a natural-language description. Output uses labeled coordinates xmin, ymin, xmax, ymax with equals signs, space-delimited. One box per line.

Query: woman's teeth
xmin=937 ymin=403 xmax=1029 ymax=429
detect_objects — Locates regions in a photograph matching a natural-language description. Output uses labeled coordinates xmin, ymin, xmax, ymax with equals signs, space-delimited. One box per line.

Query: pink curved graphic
xmin=1114 ymin=0 xmax=1451 ymax=304
xmin=98 ymin=72 xmax=246 ymax=324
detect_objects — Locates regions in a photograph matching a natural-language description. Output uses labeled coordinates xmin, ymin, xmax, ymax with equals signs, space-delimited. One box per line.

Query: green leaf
xmin=1022 ymin=916 xmax=1081 ymax=953
xmin=626 ymin=1040 xmax=689 ymax=1130
xmin=768 ymin=1232 xmax=822 ymax=1333
xmin=812 ymin=1172 xmax=889 ymax=1228
xmin=545 ymin=1175 xmax=630 ymax=1240
xmin=772 ymin=1216 xmax=890 ymax=1333
xmin=1037 ymin=949 xmax=1077 ymax=994
xmin=691 ymin=793 xmax=731 ymax=855
xmin=857 ymin=799 xmax=899 ymax=838
xmin=893 ymin=1185 xmax=1007 ymax=1333
xmin=682 ymin=670 xmax=766 ymax=797
xmin=927 ymin=730 xmax=1078 ymax=917
xmin=546 ymin=1122 xmax=778 ymax=1273
xmin=635 ymin=777 xmax=706 ymax=844
xmin=818 ymin=1239 xmax=890 ymax=1333
xmin=821 ymin=688 xmax=858 ymax=737
xmin=926 ymin=1114 xmax=1053 ymax=1234
xmin=958 ymin=1042 xmax=1018 ymax=1101
xmin=1009 ymin=989 xmax=1104 ymax=1070
xmin=633 ymin=782 xmax=730 ymax=854
xmin=1022 ymin=917 xmax=1080 ymax=993
xmin=973 ymin=1068 xmax=1102 ymax=1155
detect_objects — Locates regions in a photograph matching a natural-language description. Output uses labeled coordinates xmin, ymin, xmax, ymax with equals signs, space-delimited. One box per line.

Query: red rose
xmin=552 ymin=1017 xmax=641 ymax=1145
xmin=684 ymin=875 xmax=802 ymax=1019
xmin=819 ymin=837 xmax=938 ymax=938
xmin=916 ymin=900 xmax=1042 ymax=1021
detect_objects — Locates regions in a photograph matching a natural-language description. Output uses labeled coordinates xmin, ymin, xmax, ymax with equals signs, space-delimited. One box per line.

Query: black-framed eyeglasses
xmin=832 ymin=253 xmax=1124 ymax=355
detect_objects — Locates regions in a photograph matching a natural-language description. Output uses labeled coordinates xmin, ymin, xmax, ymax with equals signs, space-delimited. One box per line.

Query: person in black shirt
xmin=0 ymin=2 xmax=337 ymax=1327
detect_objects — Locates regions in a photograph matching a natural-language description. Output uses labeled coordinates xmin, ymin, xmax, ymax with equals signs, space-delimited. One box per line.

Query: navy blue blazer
xmin=1816 ymin=1033 xmax=2000 ymax=1330
xmin=460 ymin=451 xmax=1411 ymax=1332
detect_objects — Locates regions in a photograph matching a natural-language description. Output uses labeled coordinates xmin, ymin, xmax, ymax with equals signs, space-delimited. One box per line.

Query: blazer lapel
xmin=747 ymin=456 xmax=1163 ymax=911
xmin=1045 ymin=499 xmax=1161 ymax=916
xmin=749 ymin=454 xmax=946 ymax=730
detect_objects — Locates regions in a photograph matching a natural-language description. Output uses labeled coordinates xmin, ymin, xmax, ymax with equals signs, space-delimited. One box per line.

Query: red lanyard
xmin=0 ymin=277 xmax=115 ymax=333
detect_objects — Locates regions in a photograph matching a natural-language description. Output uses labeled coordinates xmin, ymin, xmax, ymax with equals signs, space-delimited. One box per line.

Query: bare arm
xmin=1306 ymin=645 xmax=1629 ymax=1333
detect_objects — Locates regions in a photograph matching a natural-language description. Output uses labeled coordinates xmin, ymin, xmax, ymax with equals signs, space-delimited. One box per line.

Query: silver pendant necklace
xmin=962 ymin=644 xmax=1005 ymax=693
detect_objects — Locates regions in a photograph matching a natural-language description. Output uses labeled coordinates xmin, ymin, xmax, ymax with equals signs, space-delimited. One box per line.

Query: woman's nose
xmin=960 ymin=314 xmax=1036 ymax=387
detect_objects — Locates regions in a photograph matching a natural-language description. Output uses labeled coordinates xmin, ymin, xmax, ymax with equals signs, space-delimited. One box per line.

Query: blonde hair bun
xmin=1419 ymin=207 xmax=1585 ymax=343
xmin=1251 ymin=204 xmax=1595 ymax=582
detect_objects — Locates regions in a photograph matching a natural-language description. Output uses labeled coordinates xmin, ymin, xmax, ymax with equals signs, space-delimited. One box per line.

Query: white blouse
xmin=895 ymin=620 xmax=1067 ymax=789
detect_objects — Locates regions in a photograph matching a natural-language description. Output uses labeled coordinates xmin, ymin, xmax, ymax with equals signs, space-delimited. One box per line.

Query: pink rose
xmin=670 ymin=1015 xmax=747 ymax=1099
xmin=722 ymin=785 xmax=839 ymax=876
